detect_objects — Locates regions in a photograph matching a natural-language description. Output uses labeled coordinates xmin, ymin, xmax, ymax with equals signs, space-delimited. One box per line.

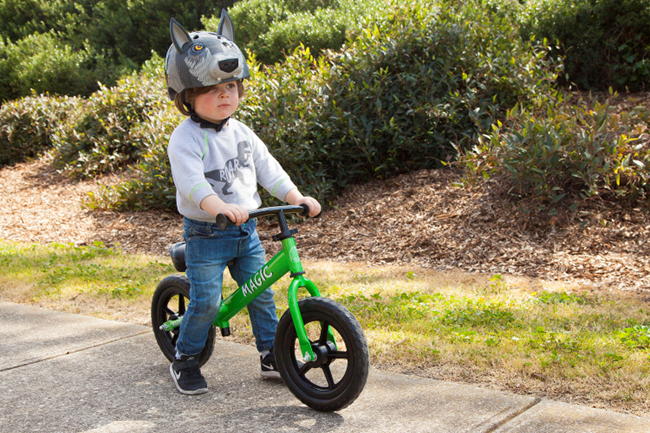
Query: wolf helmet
xmin=164 ymin=9 xmax=250 ymax=101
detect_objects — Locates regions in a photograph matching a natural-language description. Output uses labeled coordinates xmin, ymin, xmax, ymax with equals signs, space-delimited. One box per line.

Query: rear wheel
xmin=275 ymin=297 xmax=369 ymax=411
xmin=151 ymin=274 xmax=215 ymax=366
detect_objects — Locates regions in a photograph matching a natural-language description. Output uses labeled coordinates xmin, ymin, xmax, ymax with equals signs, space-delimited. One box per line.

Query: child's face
xmin=193 ymin=82 xmax=239 ymax=123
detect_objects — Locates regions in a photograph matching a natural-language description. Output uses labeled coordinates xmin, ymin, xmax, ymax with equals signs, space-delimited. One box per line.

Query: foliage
xmin=51 ymin=55 xmax=174 ymax=178
xmin=0 ymin=0 xmax=224 ymax=101
xmin=0 ymin=92 xmax=81 ymax=167
xmin=0 ymin=0 xmax=558 ymax=211
xmin=619 ymin=325 xmax=650 ymax=350
xmin=532 ymin=290 xmax=586 ymax=305
xmin=0 ymin=31 xmax=116 ymax=101
xmin=232 ymin=0 xmax=559 ymax=204
xmin=518 ymin=0 xmax=650 ymax=91
xmin=459 ymin=92 xmax=650 ymax=213
xmin=83 ymin=104 xmax=181 ymax=211
xmin=1 ymin=0 xmax=648 ymax=102
xmin=204 ymin=0 xmax=387 ymax=65
xmin=82 ymin=0 xmax=228 ymax=66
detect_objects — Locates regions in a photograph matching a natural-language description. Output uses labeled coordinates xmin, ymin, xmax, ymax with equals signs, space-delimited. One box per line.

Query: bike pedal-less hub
xmin=304 ymin=341 xmax=336 ymax=367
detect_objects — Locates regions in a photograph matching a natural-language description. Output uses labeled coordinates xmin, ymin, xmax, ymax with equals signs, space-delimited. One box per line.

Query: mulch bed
xmin=2 ymin=157 xmax=649 ymax=295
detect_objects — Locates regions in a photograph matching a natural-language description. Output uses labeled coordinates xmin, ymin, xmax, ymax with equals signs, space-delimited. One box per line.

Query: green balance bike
xmin=151 ymin=205 xmax=370 ymax=411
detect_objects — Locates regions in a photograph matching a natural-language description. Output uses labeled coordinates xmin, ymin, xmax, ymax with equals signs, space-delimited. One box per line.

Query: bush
xmin=204 ymin=0 xmax=387 ymax=65
xmin=0 ymin=0 xmax=225 ymax=101
xmin=459 ymin=93 xmax=650 ymax=212
xmin=0 ymin=93 xmax=81 ymax=167
xmin=254 ymin=0 xmax=387 ymax=65
xmin=83 ymin=103 xmax=182 ymax=211
xmin=52 ymin=55 xmax=171 ymax=178
xmin=84 ymin=0 xmax=227 ymax=67
xmin=519 ymin=0 xmax=650 ymax=91
xmin=0 ymin=0 xmax=93 ymax=43
xmin=235 ymin=0 xmax=558 ymax=201
xmin=0 ymin=31 xmax=115 ymax=102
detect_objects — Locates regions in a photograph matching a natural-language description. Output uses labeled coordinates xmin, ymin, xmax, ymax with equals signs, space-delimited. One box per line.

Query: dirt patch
xmin=1 ymin=157 xmax=649 ymax=295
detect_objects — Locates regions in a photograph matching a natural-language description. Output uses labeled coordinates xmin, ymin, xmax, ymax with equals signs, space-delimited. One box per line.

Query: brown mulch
xmin=1 ymin=157 xmax=650 ymax=295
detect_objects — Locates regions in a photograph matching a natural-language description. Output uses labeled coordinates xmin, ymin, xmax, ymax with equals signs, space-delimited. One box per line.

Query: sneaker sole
xmin=170 ymin=364 xmax=208 ymax=395
xmin=260 ymin=369 xmax=282 ymax=380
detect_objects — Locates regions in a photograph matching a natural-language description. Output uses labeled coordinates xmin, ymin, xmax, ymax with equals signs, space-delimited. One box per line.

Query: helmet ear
xmin=170 ymin=18 xmax=192 ymax=54
xmin=216 ymin=9 xmax=236 ymax=42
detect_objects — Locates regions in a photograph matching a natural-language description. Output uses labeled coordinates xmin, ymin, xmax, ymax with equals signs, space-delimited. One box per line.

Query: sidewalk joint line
xmin=483 ymin=397 xmax=542 ymax=433
xmin=0 ymin=330 xmax=150 ymax=373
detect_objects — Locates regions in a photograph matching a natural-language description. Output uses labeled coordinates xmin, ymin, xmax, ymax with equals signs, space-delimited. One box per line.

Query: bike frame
xmin=159 ymin=207 xmax=334 ymax=363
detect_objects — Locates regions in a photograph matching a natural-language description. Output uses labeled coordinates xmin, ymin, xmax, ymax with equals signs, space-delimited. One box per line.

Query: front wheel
xmin=275 ymin=297 xmax=369 ymax=412
xmin=151 ymin=274 xmax=216 ymax=366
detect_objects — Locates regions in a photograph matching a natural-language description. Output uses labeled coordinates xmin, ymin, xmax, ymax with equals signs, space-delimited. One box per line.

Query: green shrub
xmin=3 ymin=0 xmax=558 ymax=212
xmin=83 ymin=0 xmax=226 ymax=67
xmin=51 ymin=56 xmax=170 ymax=178
xmin=0 ymin=0 xmax=225 ymax=101
xmin=83 ymin=103 xmax=182 ymax=211
xmin=0 ymin=93 xmax=81 ymax=167
xmin=235 ymin=0 xmax=558 ymax=198
xmin=208 ymin=0 xmax=288 ymax=52
xmin=205 ymin=0 xmax=387 ymax=65
xmin=460 ymin=93 xmax=650 ymax=212
xmin=254 ymin=0 xmax=387 ymax=65
xmin=0 ymin=0 xmax=93 ymax=43
xmin=519 ymin=0 xmax=650 ymax=91
xmin=0 ymin=31 xmax=115 ymax=102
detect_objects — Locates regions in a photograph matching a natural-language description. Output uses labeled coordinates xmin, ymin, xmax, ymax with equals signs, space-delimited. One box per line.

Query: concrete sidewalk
xmin=1 ymin=301 xmax=648 ymax=433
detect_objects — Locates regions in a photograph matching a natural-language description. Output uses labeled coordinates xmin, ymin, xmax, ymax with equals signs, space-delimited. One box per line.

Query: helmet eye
xmin=193 ymin=44 xmax=205 ymax=52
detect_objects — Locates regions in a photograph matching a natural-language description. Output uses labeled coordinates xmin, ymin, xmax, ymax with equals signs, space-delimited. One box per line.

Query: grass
xmin=0 ymin=240 xmax=174 ymax=322
xmin=1 ymin=240 xmax=649 ymax=414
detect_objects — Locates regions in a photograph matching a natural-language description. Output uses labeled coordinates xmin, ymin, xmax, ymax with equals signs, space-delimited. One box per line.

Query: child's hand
xmin=295 ymin=196 xmax=322 ymax=218
xmin=200 ymin=195 xmax=248 ymax=226
xmin=217 ymin=203 xmax=249 ymax=226
xmin=284 ymin=189 xmax=322 ymax=217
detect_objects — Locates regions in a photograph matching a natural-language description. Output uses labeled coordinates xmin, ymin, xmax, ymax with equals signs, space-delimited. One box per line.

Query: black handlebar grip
xmin=216 ymin=213 xmax=235 ymax=230
xmin=299 ymin=202 xmax=322 ymax=218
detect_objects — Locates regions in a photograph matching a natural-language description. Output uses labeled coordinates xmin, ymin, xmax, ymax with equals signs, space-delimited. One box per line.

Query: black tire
xmin=151 ymin=274 xmax=216 ymax=366
xmin=275 ymin=297 xmax=369 ymax=411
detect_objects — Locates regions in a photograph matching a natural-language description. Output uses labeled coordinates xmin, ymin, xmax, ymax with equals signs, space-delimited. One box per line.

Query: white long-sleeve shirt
xmin=168 ymin=117 xmax=297 ymax=222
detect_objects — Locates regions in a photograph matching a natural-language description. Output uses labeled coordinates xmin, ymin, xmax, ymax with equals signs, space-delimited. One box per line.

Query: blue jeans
xmin=175 ymin=217 xmax=278 ymax=356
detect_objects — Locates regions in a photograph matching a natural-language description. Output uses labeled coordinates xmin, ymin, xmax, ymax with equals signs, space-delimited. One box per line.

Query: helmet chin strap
xmin=180 ymin=90 xmax=194 ymax=114
xmin=190 ymin=113 xmax=230 ymax=132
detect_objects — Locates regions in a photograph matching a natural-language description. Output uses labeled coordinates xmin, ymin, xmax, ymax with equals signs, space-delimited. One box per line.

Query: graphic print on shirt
xmin=204 ymin=140 xmax=253 ymax=195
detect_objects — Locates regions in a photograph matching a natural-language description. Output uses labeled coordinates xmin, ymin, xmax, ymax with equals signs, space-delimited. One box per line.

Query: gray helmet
xmin=164 ymin=9 xmax=250 ymax=101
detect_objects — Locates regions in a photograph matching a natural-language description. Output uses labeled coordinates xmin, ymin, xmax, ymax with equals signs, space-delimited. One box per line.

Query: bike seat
xmin=169 ymin=242 xmax=187 ymax=272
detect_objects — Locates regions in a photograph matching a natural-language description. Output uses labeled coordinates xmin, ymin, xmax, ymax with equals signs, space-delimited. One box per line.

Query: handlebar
xmin=216 ymin=204 xmax=311 ymax=230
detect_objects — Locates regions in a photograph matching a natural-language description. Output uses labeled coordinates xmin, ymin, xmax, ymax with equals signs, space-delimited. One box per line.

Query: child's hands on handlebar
xmin=204 ymin=188 xmax=321 ymax=227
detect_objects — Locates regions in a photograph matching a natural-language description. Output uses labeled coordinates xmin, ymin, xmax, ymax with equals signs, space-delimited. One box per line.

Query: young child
xmin=164 ymin=10 xmax=321 ymax=395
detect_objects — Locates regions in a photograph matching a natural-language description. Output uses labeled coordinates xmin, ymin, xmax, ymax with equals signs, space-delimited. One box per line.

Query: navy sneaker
xmin=170 ymin=356 xmax=208 ymax=395
xmin=260 ymin=348 xmax=281 ymax=380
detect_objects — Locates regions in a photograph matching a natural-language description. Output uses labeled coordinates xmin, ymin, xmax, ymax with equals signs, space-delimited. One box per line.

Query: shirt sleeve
xmin=168 ymin=128 xmax=215 ymax=209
